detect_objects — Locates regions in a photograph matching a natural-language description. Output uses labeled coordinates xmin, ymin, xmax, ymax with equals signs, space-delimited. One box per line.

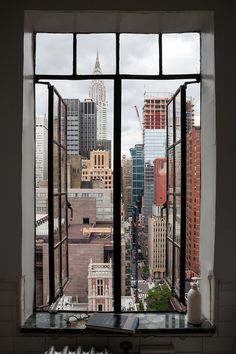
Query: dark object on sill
xmin=86 ymin=313 xmax=139 ymax=334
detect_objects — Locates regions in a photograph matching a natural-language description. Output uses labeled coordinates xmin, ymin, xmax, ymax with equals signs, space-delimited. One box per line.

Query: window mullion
xmin=48 ymin=84 xmax=55 ymax=305
xmin=180 ymin=85 xmax=187 ymax=304
xmin=113 ymin=33 xmax=121 ymax=313
xmin=159 ymin=34 xmax=163 ymax=75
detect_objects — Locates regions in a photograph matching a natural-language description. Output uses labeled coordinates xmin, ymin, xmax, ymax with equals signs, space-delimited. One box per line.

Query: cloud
xmin=36 ymin=33 xmax=201 ymax=157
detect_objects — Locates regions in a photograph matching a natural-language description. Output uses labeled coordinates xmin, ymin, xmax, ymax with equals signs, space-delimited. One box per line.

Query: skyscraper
xmin=143 ymin=94 xmax=169 ymax=129
xmin=121 ymin=155 xmax=132 ymax=219
xmin=79 ymin=98 xmax=97 ymax=158
xmin=130 ymin=144 xmax=144 ymax=209
xmin=89 ymin=51 xmax=108 ymax=140
xmin=148 ymin=159 xmax=167 ymax=279
xmin=65 ymin=99 xmax=80 ymax=155
xmin=143 ymin=93 xmax=169 ymax=235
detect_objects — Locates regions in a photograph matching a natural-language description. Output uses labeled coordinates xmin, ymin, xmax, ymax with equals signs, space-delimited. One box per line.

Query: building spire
xmin=93 ymin=49 xmax=102 ymax=75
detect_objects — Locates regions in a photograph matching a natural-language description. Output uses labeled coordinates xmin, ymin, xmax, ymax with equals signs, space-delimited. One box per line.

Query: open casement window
xmin=47 ymin=83 xmax=69 ymax=304
xmin=166 ymin=84 xmax=186 ymax=304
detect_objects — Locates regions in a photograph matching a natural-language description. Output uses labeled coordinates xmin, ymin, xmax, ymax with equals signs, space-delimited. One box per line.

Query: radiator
xmin=45 ymin=346 xmax=112 ymax=354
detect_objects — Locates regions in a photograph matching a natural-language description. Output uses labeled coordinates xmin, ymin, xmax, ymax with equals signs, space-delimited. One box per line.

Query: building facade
xmin=121 ymin=155 xmax=132 ymax=220
xmin=148 ymin=205 xmax=166 ymax=279
xmin=79 ymin=98 xmax=97 ymax=158
xmin=67 ymin=155 xmax=82 ymax=188
xmin=143 ymin=93 xmax=169 ymax=129
xmin=82 ymin=149 xmax=113 ymax=189
xmin=88 ymin=259 xmax=113 ymax=311
xmin=65 ymin=99 xmax=80 ymax=155
xmin=143 ymin=129 xmax=166 ymax=233
xmin=154 ymin=157 xmax=167 ymax=206
xmin=129 ymin=144 xmax=144 ymax=209
xmin=186 ymin=126 xmax=201 ymax=275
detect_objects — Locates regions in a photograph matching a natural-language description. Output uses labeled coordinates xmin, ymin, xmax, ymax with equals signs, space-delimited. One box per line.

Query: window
xmin=97 ymin=279 xmax=104 ymax=296
xmin=35 ymin=31 xmax=200 ymax=312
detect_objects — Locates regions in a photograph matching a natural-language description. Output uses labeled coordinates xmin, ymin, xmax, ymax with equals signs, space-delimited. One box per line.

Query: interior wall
xmin=0 ymin=2 xmax=236 ymax=354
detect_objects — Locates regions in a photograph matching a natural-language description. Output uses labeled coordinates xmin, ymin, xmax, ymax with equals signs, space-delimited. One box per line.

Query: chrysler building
xmin=89 ymin=51 xmax=108 ymax=140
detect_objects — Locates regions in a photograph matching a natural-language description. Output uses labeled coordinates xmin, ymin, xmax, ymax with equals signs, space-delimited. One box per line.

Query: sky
xmin=36 ymin=33 xmax=200 ymax=157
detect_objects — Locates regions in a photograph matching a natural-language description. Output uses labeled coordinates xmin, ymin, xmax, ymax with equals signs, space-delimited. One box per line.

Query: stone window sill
xmin=21 ymin=312 xmax=215 ymax=336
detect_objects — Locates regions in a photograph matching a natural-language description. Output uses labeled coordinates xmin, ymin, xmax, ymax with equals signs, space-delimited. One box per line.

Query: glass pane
xmin=175 ymin=143 xmax=181 ymax=194
xmin=168 ymin=148 xmax=174 ymax=192
xmin=167 ymin=241 xmax=173 ymax=283
xmin=174 ymin=246 xmax=181 ymax=293
xmin=77 ymin=34 xmax=115 ymax=74
xmin=175 ymin=92 xmax=181 ymax=142
xmin=163 ymin=33 xmax=200 ymax=74
xmin=54 ymin=245 xmax=61 ymax=290
xmin=54 ymin=196 xmax=60 ymax=245
xmin=175 ymin=196 xmax=181 ymax=245
xmin=36 ymin=33 xmax=73 ymax=75
xmin=120 ymin=34 xmax=159 ymax=74
xmin=61 ymin=149 xmax=66 ymax=193
xmin=60 ymin=195 xmax=67 ymax=238
xmin=53 ymin=144 xmax=59 ymax=192
xmin=54 ymin=94 xmax=59 ymax=143
xmin=61 ymin=240 xmax=68 ymax=285
xmin=167 ymin=195 xmax=174 ymax=240
xmin=167 ymin=101 xmax=174 ymax=147
xmin=61 ymin=100 xmax=67 ymax=148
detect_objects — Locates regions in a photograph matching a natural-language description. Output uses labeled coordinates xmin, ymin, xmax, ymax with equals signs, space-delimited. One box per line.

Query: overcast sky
xmin=36 ymin=33 xmax=200 ymax=157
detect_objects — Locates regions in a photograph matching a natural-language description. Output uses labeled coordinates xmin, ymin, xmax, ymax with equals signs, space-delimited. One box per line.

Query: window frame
xmin=34 ymin=32 xmax=201 ymax=312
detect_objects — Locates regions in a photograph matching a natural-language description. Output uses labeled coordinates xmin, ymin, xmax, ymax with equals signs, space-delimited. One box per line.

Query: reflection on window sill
xmin=22 ymin=312 xmax=215 ymax=336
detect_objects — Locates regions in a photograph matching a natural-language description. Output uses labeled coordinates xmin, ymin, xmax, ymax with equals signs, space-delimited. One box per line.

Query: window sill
xmin=21 ymin=312 xmax=215 ymax=336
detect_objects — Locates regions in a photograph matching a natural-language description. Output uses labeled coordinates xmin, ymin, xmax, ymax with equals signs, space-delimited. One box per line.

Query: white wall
xmin=0 ymin=2 xmax=236 ymax=354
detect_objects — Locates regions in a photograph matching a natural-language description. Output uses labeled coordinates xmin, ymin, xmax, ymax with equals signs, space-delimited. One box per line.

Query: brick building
xmin=186 ymin=126 xmax=201 ymax=275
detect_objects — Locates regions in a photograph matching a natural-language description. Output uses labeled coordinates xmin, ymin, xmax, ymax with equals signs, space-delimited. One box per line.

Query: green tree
xmin=141 ymin=265 xmax=150 ymax=279
xmin=146 ymin=285 xmax=171 ymax=311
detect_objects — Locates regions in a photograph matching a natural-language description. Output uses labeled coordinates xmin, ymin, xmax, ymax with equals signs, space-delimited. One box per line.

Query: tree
xmin=146 ymin=285 xmax=171 ymax=311
xmin=141 ymin=265 xmax=150 ymax=279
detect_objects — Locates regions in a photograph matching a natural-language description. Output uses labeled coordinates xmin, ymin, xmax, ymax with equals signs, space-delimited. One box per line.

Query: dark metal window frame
xmin=34 ymin=32 xmax=200 ymax=311
xmin=166 ymin=85 xmax=187 ymax=304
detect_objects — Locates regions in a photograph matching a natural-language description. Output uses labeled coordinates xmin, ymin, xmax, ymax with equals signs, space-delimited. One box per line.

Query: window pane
xmin=175 ymin=92 xmax=181 ymax=142
xmin=175 ymin=143 xmax=181 ymax=194
xmin=77 ymin=34 xmax=115 ymax=74
xmin=167 ymin=241 xmax=173 ymax=283
xmin=36 ymin=34 xmax=73 ymax=75
xmin=120 ymin=34 xmax=159 ymax=74
xmin=54 ymin=196 xmax=60 ymax=244
xmin=53 ymin=144 xmax=59 ymax=192
xmin=54 ymin=245 xmax=61 ymax=290
xmin=167 ymin=195 xmax=174 ymax=240
xmin=174 ymin=246 xmax=181 ymax=293
xmin=60 ymin=195 xmax=67 ymax=238
xmin=61 ymin=149 xmax=66 ymax=193
xmin=163 ymin=33 xmax=200 ymax=74
xmin=54 ymin=94 xmax=59 ymax=143
xmin=61 ymin=239 xmax=68 ymax=286
xmin=167 ymin=101 xmax=174 ymax=147
xmin=168 ymin=148 xmax=174 ymax=192
xmin=175 ymin=196 xmax=181 ymax=245
xmin=61 ymin=101 xmax=67 ymax=148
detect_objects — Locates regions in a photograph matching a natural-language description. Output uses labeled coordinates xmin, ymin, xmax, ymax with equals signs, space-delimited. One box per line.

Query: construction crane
xmin=134 ymin=105 xmax=144 ymax=143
